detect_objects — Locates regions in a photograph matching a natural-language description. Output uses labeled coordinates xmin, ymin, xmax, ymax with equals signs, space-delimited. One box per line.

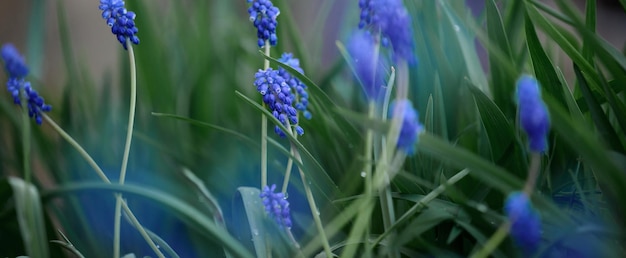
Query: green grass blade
xmin=486 ymin=0 xmax=515 ymax=113
xmin=5 ymin=177 xmax=49 ymax=258
xmin=525 ymin=13 xmax=567 ymax=108
xmin=543 ymin=94 xmax=626 ymax=219
xmin=437 ymin=0 xmax=488 ymax=92
xmin=41 ymin=183 xmax=254 ymax=258
xmin=573 ymin=65 xmax=624 ymax=152
xmin=235 ymin=187 xmax=267 ymax=258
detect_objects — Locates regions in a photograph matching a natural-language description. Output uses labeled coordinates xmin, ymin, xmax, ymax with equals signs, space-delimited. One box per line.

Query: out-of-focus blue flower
xmin=247 ymin=0 xmax=280 ymax=48
xmin=1 ymin=43 xmax=52 ymax=125
xmin=99 ymin=0 xmax=139 ymax=49
xmin=277 ymin=53 xmax=311 ymax=120
xmin=358 ymin=0 xmax=415 ymax=63
xmin=347 ymin=31 xmax=385 ymax=100
xmin=389 ymin=99 xmax=422 ymax=154
xmin=1 ymin=44 xmax=29 ymax=78
xmin=260 ymin=184 xmax=292 ymax=229
xmin=516 ymin=75 xmax=550 ymax=153
xmin=254 ymin=68 xmax=303 ymax=137
xmin=505 ymin=191 xmax=541 ymax=254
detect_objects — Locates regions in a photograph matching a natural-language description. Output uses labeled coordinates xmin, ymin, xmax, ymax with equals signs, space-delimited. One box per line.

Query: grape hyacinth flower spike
xmin=99 ymin=0 xmax=140 ymax=49
xmin=277 ymin=53 xmax=311 ymax=120
xmin=1 ymin=44 xmax=51 ymax=125
xmin=254 ymin=53 xmax=310 ymax=137
xmin=390 ymin=99 xmax=423 ymax=154
xmin=516 ymin=75 xmax=550 ymax=153
xmin=505 ymin=191 xmax=541 ymax=254
xmin=347 ymin=31 xmax=385 ymax=100
xmin=260 ymin=184 xmax=292 ymax=229
xmin=247 ymin=0 xmax=280 ymax=47
xmin=358 ymin=0 xmax=415 ymax=63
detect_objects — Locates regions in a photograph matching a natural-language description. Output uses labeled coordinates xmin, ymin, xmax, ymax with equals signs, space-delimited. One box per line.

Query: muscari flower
xmin=99 ymin=0 xmax=139 ymax=49
xmin=277 ymin=53 xmax=311 ymax=120
xmin=358 ymin=0 xmax=415 ymax=63
xmin=347 ymin=30 xmax=385 ymax=100
xmin=516 ymin=75 xmax=550 ymax=153
xmin=1 ymin=44 xmax=52 ymax=125
xmin=260 ymin=184 xmax=292 ymax=229
xmin=505 ymin=191 xmax=541 ymax=254
xmin=247 ymin=0 xmax=280 ymax=48
xmin=390 ymin=99 xmax=423 ymax=154
xmin=255 ymin=68 xmax=303 ymax=137
xmin=1 ymin=44 xmax=29 ymax=78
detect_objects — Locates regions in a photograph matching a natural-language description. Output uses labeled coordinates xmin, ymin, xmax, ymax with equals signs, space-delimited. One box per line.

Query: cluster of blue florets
xmin=516 ymin=75 xmax=550 ymax=153
xmin=358 ymin=0 xmax=415 ymax=63
xmin=2 ymin=44 xmax=52 ymax=125
xmin=277 ymin=53 xmax=311 ymax=120
xmin=505 ymin=191 xmax=542 ymax=254
xmin=390 ymin=99 xmax=423 ymax=154
xmin=99 ymin=0 xmax=139 ymax=49
xmin=347 ymin=31 xmax=385 ymax=100
xmin=254 ymin=53 xmax=311 ymax=137
xmin=260 ymin=184 xmax=292 ymax=229
xmin=255 ymin=68 xmax=303 ymax=137
xmin=247 ymin=0 xmax=280 ymax=48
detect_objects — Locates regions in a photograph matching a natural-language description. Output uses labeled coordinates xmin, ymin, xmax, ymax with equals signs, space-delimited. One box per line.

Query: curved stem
xmin=42 ymin=114 xmax=163 ymax=257
xmin=113 ymin=42 xmax=139 ymax=258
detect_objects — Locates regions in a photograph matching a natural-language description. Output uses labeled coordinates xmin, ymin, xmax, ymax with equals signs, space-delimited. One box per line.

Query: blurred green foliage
xmin=1 ymin=0 xmax=625 ymax=257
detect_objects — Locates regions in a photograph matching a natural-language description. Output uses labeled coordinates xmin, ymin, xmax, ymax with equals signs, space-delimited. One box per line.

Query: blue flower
xmin=1 ymin=44 xmax=52 ymax=125
xmin=516 ymin=75 xmax=550 ymax=153
xmin=358 ymin=0 xmax=415 ymax=63
xmin=1 ymin=44 xmax=29 ymax=78
xmin=260 ymin=184 xmax=292 ymax=229
xmin=254 ymin=68 xmax=303 ymax=137
xmin=99 ymin=0 xmax=139 ymax=49
xmin=505 ymin=191 xmax=541 ymax=254
xmin=277 ymin=53 xmax=311 ymax=120
xmin=347 ymin=31 xmax=385 ymax=100
xmin=24 ymin=82 xmax=52 ymax=125
xmin=389 ymin=99 xmax=422 ymax=154
xmin=247 ymin=0 xmax=280 ymax=48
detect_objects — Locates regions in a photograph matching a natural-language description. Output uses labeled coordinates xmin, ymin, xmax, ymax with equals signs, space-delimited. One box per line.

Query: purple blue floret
xmin=516 ymin=75 xmax=550 ymax=153
xmin=99 ymin=0 xmax=139 ymax=49
xmin=505 ymin=191 xmax=542 ymax=254
xmin=358 ymin=0 xmax=415 ymax=63
xmin=247 ymin=0 xmax=280 ymax=48
xmin=390 ymin=99 xmax=423 ymax=154
xmin=260 ymin=184 xmax=292 ymax=229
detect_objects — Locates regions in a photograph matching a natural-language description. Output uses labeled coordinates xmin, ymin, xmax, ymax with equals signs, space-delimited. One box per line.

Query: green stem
xmin=261 ymin=41 xmax=270 ymax=189
xmin=470 ymin=222 xmax=511 ymax=258
xmin=292 ymin=145 xmax=332 ymax=258
xmin=281 ymin=147 xmax=294 ymax=193
xmin=363 ymin=101 xmax=375 ymax=257
xmin=284 ymin=122 xmax=331 ymax=257
xmin=114 ymin=42 xmax=138 ymax=258
xmin=42 ymin=114 xmax=163 ymax=257
xmin=523 ymin=153 xmax=541 ymax=194
xmin=21 ymin=90 xmax=32 ymax=184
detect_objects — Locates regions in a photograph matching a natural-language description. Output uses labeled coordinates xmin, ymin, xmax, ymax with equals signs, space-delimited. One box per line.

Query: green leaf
xmin=235 ymin=187 xmax=267 ymax=258
xmin=544 ymin=94 xmax=626 ymax=219
xmin=4 ymin=177 xmax=49 ymax=258
xmin=151 ymin=112 xmax=259 ymax=148
xmin=437 ymin=0 xmax=489 ymax=92
xmin=573 ymin=65 xmax=624 ymax=152
xmin=41 ymin=183 xmax=254 ymax=258
xmin=486 ymin=0 xmax=515 ymax=114
xmin=525 ymin=13 xmax=567 ymax=108
xmin=467 ymin=84 xmax=514 ymax=162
